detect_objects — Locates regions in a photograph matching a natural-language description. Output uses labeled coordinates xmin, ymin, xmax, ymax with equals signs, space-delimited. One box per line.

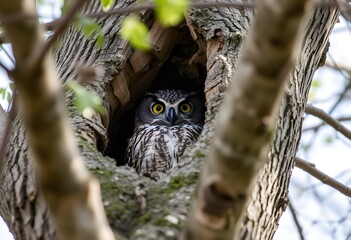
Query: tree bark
xmin=0 ymin=1 xmax=339 ymax=240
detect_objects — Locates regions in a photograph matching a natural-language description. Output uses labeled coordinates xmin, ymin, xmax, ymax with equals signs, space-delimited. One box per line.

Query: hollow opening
xmin=105 ymin=21 xmax=207 ymax=167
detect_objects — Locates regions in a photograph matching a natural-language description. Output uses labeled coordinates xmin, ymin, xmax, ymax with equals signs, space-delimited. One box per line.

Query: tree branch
xmin=26 ymin=0 xmax=89 ymax=73
xmin=288 ymin=200 xmax=305 ymax=240
xmin=325 ymin=60 xmax=351 ymax=73
xmin=182 ymin=0 xmax=313 ymax=239
xmin=325 ymin=53 xmax=351 ymax=114
xmin=0 ymin=61 xmax=11 ymax=75
xmin=295 ymin=157 xmax=351 ymax=197
xmin=0 ymin=45 xmax=15 ymax=64
xmin=305 ymin=104 xmax=351 ymax=140
xmin=0 ymin=0 xmax=115 ymax=239
xmin=335 ymin=0 xmax=351 ymax=23
xmin=303 ymin=116 xmax=351 ymax=131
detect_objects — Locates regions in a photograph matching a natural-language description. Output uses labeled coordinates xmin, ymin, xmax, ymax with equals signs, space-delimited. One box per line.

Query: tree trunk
xmin=0 ymin=1 xmax=339 ymax=240
xmin=238 ymin=6 xmax=340 ymax=240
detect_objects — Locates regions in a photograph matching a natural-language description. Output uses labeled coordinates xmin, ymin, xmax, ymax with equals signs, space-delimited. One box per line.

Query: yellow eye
xmin=151 ymin=103 xmax=164 ymax=114
xmin=180 ymin=103 xmax=192 ymax=113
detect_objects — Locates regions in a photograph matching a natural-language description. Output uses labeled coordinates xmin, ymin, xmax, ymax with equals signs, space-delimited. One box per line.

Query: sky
xmin=1 ymin=3 xmax=351 ymax=240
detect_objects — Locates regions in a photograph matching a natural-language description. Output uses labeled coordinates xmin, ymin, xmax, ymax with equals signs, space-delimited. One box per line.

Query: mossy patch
xmin=154 ymin=172 xmax=199 ymax=195
xmin=194 ymin=150 xmax=205 ymax=159
xmin=90 ymin=168 xmax=139 ymax=236
xmin=134 ymin=213 xmax=151 ymax=225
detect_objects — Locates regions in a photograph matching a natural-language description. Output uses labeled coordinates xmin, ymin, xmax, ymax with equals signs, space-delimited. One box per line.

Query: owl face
xmin=135 ymin=89 xmax=204 ymax=127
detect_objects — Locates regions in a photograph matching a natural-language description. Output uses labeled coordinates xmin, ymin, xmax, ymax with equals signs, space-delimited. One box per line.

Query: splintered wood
xmin=112 ymin=21 xmax=181 ymax=108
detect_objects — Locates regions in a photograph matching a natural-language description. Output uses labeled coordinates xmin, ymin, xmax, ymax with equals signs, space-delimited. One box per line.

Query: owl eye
xmin=151 ymin=103 xmax=165 ymax=114
xmin=180 ymin=103 xmax=192 ymax=113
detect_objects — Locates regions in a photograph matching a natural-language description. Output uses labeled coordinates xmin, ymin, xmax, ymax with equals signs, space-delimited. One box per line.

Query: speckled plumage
xmin=127 ymin=89 xmax=204 ymax=175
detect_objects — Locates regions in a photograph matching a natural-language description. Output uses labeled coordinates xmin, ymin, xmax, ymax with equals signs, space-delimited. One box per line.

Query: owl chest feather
xmin=127 ymin=124 xmax=202 ymax=173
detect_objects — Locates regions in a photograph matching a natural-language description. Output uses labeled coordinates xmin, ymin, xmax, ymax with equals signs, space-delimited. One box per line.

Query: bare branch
xmin=288 ymin=200 xmax=305 ymax=240
xmin=0 ymin=0 xmax=337 ymax=43
xmin=305 ymin=104 xmax=351 ymax=140
xmin=325 ymin=60 xmax=351 ymax=73
xmin=26 ymin=0 xmax=89 ymax=73
xmin=0 ymin=45 xmax=15 ymax=64
xmin=0 ymin=61 xmax=11 ymax=75
xmin=325 ymin=53 xmax=351 ymax=114
xmin=0 ymin=12 xmax=36 ymax=26
xmin=0 ymin=0 xmax=115 ymax=239
xmin=303 ymin=116 xmax=351 ymax=131
xmin=334 ymin=0 xmax=351 ymax=23
xmin=295 ymin=157 xmax=351 ymax=198
xmin=86 ymin=1 xmax=255 ymax=19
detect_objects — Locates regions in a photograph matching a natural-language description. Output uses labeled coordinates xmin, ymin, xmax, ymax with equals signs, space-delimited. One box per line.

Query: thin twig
xmin=303 ymin=116 xmax=351 ymax=131
xmin=0 ymin=61 xmax=11 ymax=75
xmin=305 ymin=104 xmax=351 ymax=141
xmin=303 ymin=53 xmax=351 ymax=150
xmin=325 ymin=60 xmax=351 ymax=73
xmin=0 ymin=45 xmax=15 ymax=64
xmin=86 ymin=1 xmax=255 ymax=19
xmin=0 ymin=0 xmax=339 ymax=30
xmin=288 ymin=199 xmax=305 ymax=240
xmin=295 ymin=157 xmax=351 ymax=198
xmin=326 ymin=53 xmax=351 ymax=114
xmin=0 ymin=1 xmax=255 ymax=27
xmin=334 ymin=0 xmax=351 ymax=23
xmin=26 ymin=0 xmax=89 ymax=72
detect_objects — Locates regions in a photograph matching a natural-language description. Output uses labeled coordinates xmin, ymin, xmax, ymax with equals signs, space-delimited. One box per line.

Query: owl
xmin=127 ymin=89 xmax=204 ymax=176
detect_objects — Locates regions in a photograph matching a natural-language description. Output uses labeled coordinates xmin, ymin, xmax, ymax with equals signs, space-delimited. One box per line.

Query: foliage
xmin=120 ymin=15 xmax=151 ymax=51
xmin=74 ymin=17 xmax=105 ymax=48
xmin=66 ymin=80 xmax=104 ymax=118
xmin=100 ymin=0 xmax=115 ymax=12
xmin=155 ymin=0 xmax=188 ymax=27
xmin=308 ymin=78 xmax=321 ymax=101
xmin=120 ymin=0 xmax=189 ymax=50
xmin=0 ymin=84 xmax=12 ymax=105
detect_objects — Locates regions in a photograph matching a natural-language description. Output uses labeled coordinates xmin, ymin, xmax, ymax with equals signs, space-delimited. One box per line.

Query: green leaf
xmin=66 ymin=81 xmax=105 ymax=118
xmin=61 ymin=0 xmax=70 ymax=13
xmin=155 ymin=0 xmax=189 ymax=26
xmin=75 ymin=17 xmax=99 ymax=38
xmin=1 ymin=88 xmax=6 ymax=100
xmin=6 ymin=92 xmax=11 ymax=104
xmin=96 ymin=33 xmax=105 ymax=48
xmin=121 ymin=16 xmax=151 ymax=51
xmin=37 ymin=0 xmax=44 ymax=6
xmin=307 ymin=92 xmax=314 ymax=102
xmin=325 ymin=136 xmax=334 ymax=144
xmin=74 ymin=17 xmax=105 ymax=48
xmin=101 ymin=0 xmax=115 ymax=12
xmin=311 ymin=79 xmax=320 ymax=88
xmin=9 ymin=82 xmax=14 ymax=91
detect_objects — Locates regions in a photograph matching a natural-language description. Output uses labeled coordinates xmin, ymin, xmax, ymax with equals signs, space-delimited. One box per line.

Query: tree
xmin=0 ymin=0 xmax=342 ymax=239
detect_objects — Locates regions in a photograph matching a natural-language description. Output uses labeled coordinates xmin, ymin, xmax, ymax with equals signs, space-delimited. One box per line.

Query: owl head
xmin=135 ymin=89 xmax=204 ymax=127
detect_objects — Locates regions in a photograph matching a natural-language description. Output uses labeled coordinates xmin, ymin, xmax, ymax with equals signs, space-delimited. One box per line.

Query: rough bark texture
xmin=183 ymin=0 xmax=313 ymax=239
xmin=0 ymin=0 xmax=116 ymax=239
xmin=238 ymin=7 xmax=339 ymax=240
xmin=0 ymin=1 xmax=339 ymax=240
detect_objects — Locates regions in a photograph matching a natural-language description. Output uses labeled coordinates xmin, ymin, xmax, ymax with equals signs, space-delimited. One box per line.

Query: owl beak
xmin=166 ymin=107 xmax=177 ymax=125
